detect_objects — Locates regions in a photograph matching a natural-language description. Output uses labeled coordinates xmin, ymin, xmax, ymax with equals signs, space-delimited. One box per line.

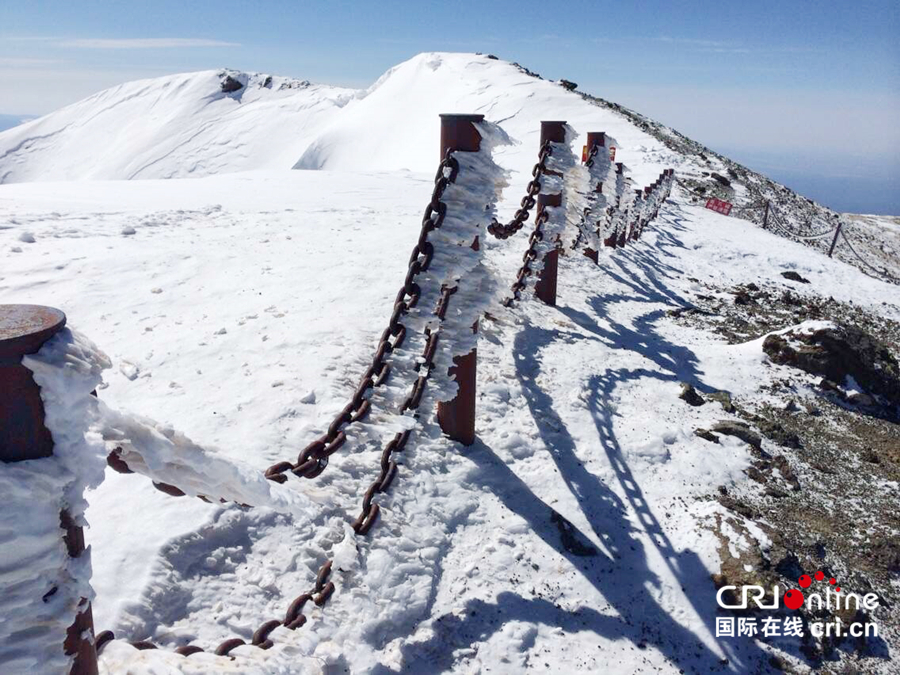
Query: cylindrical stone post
xmin=435 ymin=115 xmax=483 ymax=446
xmin=0 ymin=305 xmax=98 ymax=675
xmin=534 ymin=121 xmax=567 ymax=306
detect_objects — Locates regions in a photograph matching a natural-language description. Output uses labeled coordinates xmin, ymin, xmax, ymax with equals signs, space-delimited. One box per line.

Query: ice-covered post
xmin=0 ymin=305 xmax=98 ymax=675
xmin=582 ymin=131 xmax=606 ymax=264
xmin=534 ymin=120 xmax=567 ymax=306
xmin=435 ymin=114 xmax=482 ymax=446
xmin=606 ymin=162 xmax=626 ymax=248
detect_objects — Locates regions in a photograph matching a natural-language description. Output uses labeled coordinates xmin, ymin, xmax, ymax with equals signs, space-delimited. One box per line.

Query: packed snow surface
xmin=1 ymin=165 xmax=896 ymax=673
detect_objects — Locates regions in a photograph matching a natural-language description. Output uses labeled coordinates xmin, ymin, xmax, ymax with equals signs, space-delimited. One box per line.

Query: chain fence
xmin=2 ymin=119 xmax=675 ymax=673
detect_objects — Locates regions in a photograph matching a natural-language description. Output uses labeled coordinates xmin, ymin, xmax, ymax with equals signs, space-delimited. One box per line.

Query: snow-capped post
xmin=0 ymin=305 xmax=99 ymax=675
xmin=534 ymin=120 xmax=567 ymax=306
xmin=435 ymin=113 xmax=483 ymax=446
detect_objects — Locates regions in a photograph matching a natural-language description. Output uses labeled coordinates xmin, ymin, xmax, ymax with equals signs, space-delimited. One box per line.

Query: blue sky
xmin=2 ymin=0 xmax=898 ymax=213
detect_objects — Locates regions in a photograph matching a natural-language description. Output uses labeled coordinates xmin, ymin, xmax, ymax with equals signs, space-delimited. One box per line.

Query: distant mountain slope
xmin=0 ymin=70 xmax=355 ymax=182
xmin=0 ymin=52 xmax=895 ymax=281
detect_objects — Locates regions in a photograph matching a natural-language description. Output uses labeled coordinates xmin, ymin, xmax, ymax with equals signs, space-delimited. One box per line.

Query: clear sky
xmin=2 ymin=0 xmax=899 ymax=213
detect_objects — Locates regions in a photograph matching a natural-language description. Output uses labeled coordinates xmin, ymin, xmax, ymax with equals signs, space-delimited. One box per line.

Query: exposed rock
xmin=772 ymin=454 xmax=801 ymax=490
xmin=758 ymin=420 xmax=802 ymax=449
xmin=781 ymin=270 xmax=810 ymax=284
xmin=711 ymin=421 xmax=762 ymax=449
xmin=869 ymin=537 xmax=900 ymax=573
xmin=763 ymin=323 xmax=900 ymax=406
xmin=734 ymin=290 xmax=754 ymax=305
xmin=694 ymin=428 xmax=720 ymax=444
xmin=221 ymin=75 xmax=244 ymax=93
xmin=707 ymin=391 xmax=736 ymax=413
xmin=679 ymin=382 xmax=705 ymax=406
xmin=558 ymin=79 xmax=578 ymax=91
xmin=711 ymin=172 xmax=731 ymax=187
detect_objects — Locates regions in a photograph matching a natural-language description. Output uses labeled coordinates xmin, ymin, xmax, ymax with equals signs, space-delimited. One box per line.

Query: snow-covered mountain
xmin=0 ymin=70 xmax=354 ymax=182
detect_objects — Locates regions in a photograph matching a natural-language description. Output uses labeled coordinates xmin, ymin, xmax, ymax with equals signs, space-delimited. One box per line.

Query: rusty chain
xmin=96 ymin=149 xmax=464 ymax=662
xmin=264 ymin=152 xmax=460 ymax=484
xmin=503 ymin=209 xmax=550 ymax=307
xmin=486 ymin=141 xmax=551 ymax=239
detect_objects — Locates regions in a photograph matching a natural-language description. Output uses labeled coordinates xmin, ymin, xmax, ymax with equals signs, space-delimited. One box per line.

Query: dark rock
xmin=718 ymin=495 xmax=758 ymax=519
xmin=772 ymin=455 xmax=801 ymax=490
xmin=711 ymin=172 xmax=731 ymax=187
xmin=734 ymin=290 xmax=754 ymax=305
xmin=774 ymin=552 xmax=805 ymax=580
xmin=781 ymin=270 xmax=810 ymax=284
xmin=558 ymin=79 xmax=578 ymax=91
xmin=847 ymin=391 xmax=876 ymax=407
xmin=486 ymin=54 xmax=499 ymax=60
xmin=762 ymin=324 xmax=900 ymax=406
xmin=221 ymin=75 xmax=244 ymax=93
xmin=758 ymin=420 xmax=802 ymax=449
xmin=262 ymin=75 xmax=273 ymax=88
xmin=679 ymin=383 xmax=705 ymax=406
xmin=869 ymin=538 xmax=900 ymax=573
xmin=695 ymin=428 xmax=720 ymax=444
xmin=783 ymin=399 xmax=800 ymax=413
xmin=745 ymin=282 xmax=759 ymax=292
xmin=707 ymin=391 xmax=736 ymax=413
xmin=765 ymin=486 xmax=789 ymax=499
xmin=711 ymin=421 xmax=762 ymax=449
xmin=747 ymin=466 xmax=767 ymax=483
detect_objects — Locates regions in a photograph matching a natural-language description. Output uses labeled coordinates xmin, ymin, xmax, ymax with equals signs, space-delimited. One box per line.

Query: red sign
xmin=609 ymin=146 xmax=616 ymax=161
xmin=705 ymin=198 xmax=733 ymax=216
xmin=581 ymin=145 xmax=587 ymax=163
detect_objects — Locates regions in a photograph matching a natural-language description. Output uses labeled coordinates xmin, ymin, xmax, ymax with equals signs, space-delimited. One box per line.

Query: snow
xmin=1 ymin=51 xmax=898 ymax=674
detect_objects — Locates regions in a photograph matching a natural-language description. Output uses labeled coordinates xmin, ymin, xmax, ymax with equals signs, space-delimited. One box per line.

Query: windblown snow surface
xmin=1 ymin=53 xmax=898 ymax=674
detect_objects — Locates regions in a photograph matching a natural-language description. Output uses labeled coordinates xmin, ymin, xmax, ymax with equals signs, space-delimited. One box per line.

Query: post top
xmin=540 ymin=120 xmax=568 ymax=124
xmin=0 ymin=305 xmax=67 ymax=359
xmin=439 ymin=113 xmax=485 ymax=121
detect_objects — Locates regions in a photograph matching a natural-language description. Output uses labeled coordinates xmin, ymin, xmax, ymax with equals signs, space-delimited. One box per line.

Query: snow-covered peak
xmin=294 ymin=52 xmax=673 ymax=183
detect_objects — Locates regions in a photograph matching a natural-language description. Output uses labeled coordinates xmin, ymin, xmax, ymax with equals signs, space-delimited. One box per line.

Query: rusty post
xmin=0 ymin=305 xmax=98 ymax=675
xmin=436 ymin=114 xmax=483 ymax=446
xmin=534 ymin=121 xmax=567 ymax=306
xmin=582 ymin=132 xmax=606 ymax=263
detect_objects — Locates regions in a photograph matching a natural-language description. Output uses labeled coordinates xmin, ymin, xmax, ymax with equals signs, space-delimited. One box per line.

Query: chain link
xmin=486 ymin=142 xmax=551 ymax=240
xmin=264 ymin=153 xmax=460 ymax=484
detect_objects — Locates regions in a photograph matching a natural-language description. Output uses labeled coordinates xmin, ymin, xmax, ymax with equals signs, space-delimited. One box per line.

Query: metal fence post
xmin=0 ymin=305 xmax=98 ymax=675
xmin=828 ymin=219 xmax=843 ymax=258
xmin=582 ymin=131 xmax=605 ymax=263
xmin=762 ymin=201 xmax=770 ymax=229
xmin=534 ymin=120 xmax=567 ymax=306
xmin=435 ymin=114 xmax=483 ymax=446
